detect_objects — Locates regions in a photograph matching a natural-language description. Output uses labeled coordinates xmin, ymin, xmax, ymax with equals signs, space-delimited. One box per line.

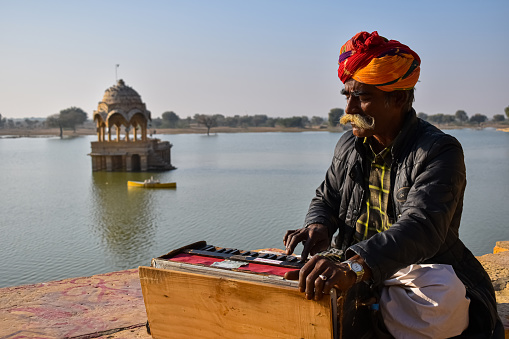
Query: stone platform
xmin=478 ymin=241 xmax=509 ymax=338
xmin=0 ymin=269 xmax=150 ymax=339
xmin=1 ymin=243 xmax=509 ymax=339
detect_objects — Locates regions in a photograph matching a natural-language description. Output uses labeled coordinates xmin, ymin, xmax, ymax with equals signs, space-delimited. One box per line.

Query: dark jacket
xmin=305 ymin=110 xmax=500 ymax=336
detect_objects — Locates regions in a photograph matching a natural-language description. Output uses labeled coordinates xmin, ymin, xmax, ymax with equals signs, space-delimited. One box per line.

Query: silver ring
xmin=319 ymin=274 xmax=327 ymax=281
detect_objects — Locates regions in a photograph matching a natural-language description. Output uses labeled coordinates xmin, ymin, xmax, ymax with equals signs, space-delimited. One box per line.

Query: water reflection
xmin=90 ymin=172 xmax=157 ymax=269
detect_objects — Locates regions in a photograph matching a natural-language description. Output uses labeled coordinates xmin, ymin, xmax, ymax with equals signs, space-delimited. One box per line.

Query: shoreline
xmin=1 ymin=124 xmax=508 ymax=138
xmin=0 ymin=126 xmax=333 ymax=138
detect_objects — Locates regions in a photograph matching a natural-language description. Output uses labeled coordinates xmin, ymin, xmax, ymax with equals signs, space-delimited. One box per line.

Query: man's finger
xmin=285 ymin=231 xmax=306 ymax=255
xmin=313 ymin=274 xmax=326 ymax=300
xmin=300 ymin=235 xmax=316 ymax=261
xmin=299 ymin=256 xmax=319 ymax=294
xmin=284 ymin=269 xmax=300 ymax=281
xmin=314 ymin=267 xmax=335 ymax=300
xmin=283 ymin=229 xmax=297 ymax=246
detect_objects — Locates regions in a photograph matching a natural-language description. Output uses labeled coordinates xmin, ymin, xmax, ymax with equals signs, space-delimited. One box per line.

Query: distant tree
xmin=328 ymin=108 xmax=344 ymax=127
xmin=469 ymin=113 xmax=488 ymax=125
xmin=427 ymin=113 xmax=455 ymax=124
xmin=7 ymin=119 xmax=15 ymax=128
xmin=417 ymin=112 xmax=428 ymax=121
xmin=0 ymin=114 xmax=5 ymax=128
xmin=492 ymin=114 xmax=505 ymax=122
xmin=182 ymin=117 xmax=192 ymax=128
xmin=265 ymin=118 xmax=276 ymax=127
xmin=428 ymin=114 xmax=441 ymax=124
xmin=194 ymin=114 xmax=217 ymax=135
xmin=301 ymin=115 xmax=310 ymax=128
xmin=60 ymin=107 xmax=87 ymax=132
xmin=24 ymin=118 xmax=37 ymax=129
xmin=276 ymin=116 xmax=308 ymax=128
xmin=455 ymin=110 xmax=469 ymax=123
xmin=505 ymin=106 xmax=509 ymax=119
xmin=176 ymin=117 xmax=191 ymax=128
xmin=151 ymin=117 xmax=163 ymax=128
xmin=252 ymin=115 xmax=268 ymax=127
xmin=161 ymin=111 xmax=180 ymax=128
xmin=214 ymin=114 xmax=226 ymax=126
xmin=46 ymin=107 xmax=88 ymax=137
xmin=443 ymin=115 xmax=456 ymax=124
xmin=311 ymin=116 xmax=324 ymax=126
xmin=46 ymin=114 xmax=63 ymax=138
xmin=225 ymin=115 xmax=239 ymax=128
xmin=239 ymin=115 xmax=253 ymax=128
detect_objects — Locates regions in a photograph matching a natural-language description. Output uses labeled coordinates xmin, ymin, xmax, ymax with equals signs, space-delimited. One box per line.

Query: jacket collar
xmin=391 ymin=109 xmax=418 ymax=162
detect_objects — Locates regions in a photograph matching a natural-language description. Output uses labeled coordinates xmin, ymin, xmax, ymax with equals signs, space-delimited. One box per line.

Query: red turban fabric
xmin=338 ymin=31 xmax=420 ymax=91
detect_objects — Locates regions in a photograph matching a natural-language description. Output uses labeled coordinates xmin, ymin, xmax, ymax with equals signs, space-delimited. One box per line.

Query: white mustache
xmin=339 ymin=114 xmax=375 ymax=130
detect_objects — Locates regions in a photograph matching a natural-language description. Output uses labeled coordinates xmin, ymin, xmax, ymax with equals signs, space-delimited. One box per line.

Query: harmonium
xmin=139 ymin=241 xmax=340 ymax=339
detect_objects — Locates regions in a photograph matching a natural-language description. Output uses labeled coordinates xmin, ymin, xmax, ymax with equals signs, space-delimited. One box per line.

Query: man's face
xmin=340 ymin=79 xmax=400 ymax=138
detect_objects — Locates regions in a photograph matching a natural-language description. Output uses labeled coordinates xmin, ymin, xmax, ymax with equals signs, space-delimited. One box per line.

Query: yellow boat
xmin=128 ymin=177 xmax=176 ymax=189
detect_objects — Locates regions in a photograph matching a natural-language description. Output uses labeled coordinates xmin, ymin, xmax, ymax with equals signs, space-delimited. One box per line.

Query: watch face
xmin=351 ymin=262 xmax=363 ymax=272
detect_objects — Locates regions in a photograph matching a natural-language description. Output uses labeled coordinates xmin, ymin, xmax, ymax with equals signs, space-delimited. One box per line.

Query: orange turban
xmin=338 ymin=31 xmax=420 ymax=91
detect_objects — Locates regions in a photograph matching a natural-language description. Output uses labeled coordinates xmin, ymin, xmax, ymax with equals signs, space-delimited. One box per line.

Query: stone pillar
xmin=91 ymin=156 xmax=97 ymax=171
xmin=116 ymin=127 xmax=121 ymax=142
xmin=142 ymin=125 xmax=147 ymax=141
xmin=108 ymin=127 xmax=112 ymax=141
xmin=106 ymin=156 xmax=113 ymax=171
xmin=125 ymin=127 xmax=130 ymax=142
xmin=140 ymin=155 xmax=148 ymax=171
xmin=133 ymin=127 xmax=138 ymax=142
xmin=126 ymin=155 xmax=132 ymax=171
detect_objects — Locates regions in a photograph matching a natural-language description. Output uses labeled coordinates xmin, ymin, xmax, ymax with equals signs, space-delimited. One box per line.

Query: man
xmin=284 ymin=31 xmax=502 ymax=338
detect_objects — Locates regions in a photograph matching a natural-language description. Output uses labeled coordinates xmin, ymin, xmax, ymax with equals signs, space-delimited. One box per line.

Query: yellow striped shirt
xmin=354 ymin=138 xmax=394 ymax=242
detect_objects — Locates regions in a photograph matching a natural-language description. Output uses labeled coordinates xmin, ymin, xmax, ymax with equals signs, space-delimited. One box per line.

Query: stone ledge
xmin=494 ymin=241 xmax=509 ymax=254
xmin=478 ymin=249 xmax=509 ymax=338
xmin=0 ymin=268 xmax=150 ymax=339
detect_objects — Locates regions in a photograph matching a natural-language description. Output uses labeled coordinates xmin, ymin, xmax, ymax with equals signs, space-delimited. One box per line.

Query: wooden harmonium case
xmin=139 ymin=241 xmax=338 ymax=339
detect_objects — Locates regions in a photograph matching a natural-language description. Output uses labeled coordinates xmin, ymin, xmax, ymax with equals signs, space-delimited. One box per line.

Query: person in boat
xmin=144 ymin=176 xmax=160 ymax=184
xmin=283 ymin=31 xmax=503 ymax=338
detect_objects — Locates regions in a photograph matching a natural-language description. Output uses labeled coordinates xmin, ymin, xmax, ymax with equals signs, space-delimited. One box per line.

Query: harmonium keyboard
xmin=139 ymin=241 xmax=339 ymax=339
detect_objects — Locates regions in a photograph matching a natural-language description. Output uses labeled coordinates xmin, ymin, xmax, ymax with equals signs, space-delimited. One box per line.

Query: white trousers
xmin=380 ymin=264 xmax=470 ymax=339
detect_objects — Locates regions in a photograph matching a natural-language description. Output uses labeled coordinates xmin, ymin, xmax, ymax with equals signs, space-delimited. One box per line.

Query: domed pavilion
xmin=89 ymin=79 xmax=174 ymax=171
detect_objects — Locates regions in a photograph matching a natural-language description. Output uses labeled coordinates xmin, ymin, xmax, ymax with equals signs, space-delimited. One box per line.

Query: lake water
xmin=0 ymin=129 xmax=508 ymax=288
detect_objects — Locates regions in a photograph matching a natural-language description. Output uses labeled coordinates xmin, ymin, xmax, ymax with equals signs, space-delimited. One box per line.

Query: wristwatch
xmin=343 ymin=260 xmax=365 ymax=284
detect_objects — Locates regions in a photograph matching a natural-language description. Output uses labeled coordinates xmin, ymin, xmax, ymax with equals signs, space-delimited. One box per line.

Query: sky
xmin=1 ymin=0 xmax=508 ymax=120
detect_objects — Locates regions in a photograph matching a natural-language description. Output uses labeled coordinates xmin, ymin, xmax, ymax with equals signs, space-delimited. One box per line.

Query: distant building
xmin=89 ymin=79 xmax=174 ymax=171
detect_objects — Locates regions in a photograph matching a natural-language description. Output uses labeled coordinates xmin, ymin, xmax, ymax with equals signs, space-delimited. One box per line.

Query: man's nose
xmin=345 ymin=96 xmax=360 ymax=115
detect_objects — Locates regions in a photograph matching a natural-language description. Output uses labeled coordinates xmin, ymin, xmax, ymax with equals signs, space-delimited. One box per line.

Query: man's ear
xmin=391 ymin=91 xmax=409 ymax=109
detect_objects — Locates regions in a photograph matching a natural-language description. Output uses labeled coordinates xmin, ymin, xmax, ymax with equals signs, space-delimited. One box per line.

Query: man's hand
xmin=283 ymin=224 xmax=329 ymax=261
xmin=284 ymin=256 xmax=356 ymax=300
xmin=283 ymin=224 xmax=330 ymax=260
